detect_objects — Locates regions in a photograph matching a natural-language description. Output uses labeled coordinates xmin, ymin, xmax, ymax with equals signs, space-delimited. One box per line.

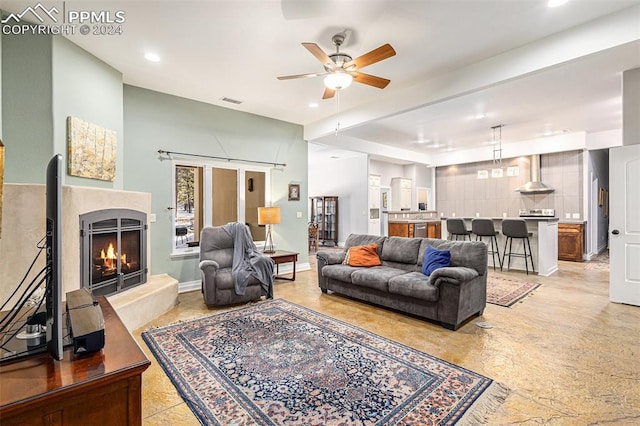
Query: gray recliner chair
xmin=199 ymin=226 xmax=265 ymax=306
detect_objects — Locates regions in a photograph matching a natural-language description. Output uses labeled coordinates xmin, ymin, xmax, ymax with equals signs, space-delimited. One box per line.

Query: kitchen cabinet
xmin=390 ymin=178 xmax=412 ymax=211
xmin=558 ymin=223 xmax=584 ymax=261
xmin=388 ymin=221 xmax=441 ymax=239
xmin=310 ymin=196 xmax=339 ymax=246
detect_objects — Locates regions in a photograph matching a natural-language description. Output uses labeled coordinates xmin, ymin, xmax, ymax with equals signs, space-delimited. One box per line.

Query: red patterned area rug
xmin=143 ymin=299 xmax=508 ymax=425
xmin=487 ymin=275 xmax=541 ymax=307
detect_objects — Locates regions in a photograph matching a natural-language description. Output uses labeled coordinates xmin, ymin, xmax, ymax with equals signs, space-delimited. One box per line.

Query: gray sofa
xmin=316 ymin=234 xmax=488 ymax=330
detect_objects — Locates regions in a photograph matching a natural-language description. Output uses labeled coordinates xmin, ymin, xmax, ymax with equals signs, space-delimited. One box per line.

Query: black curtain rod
xmin=157 ymin=149 xmax=286 ymax=167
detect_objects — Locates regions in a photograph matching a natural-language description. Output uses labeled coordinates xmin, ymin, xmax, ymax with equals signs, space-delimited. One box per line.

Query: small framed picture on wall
xmin=288 ymin=184 xmax=300 ymax=201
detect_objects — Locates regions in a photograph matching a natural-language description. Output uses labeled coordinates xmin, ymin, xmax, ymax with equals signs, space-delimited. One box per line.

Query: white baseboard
xmin=179 ymin=262 xmax=311 ymax=293
xmin=274 ymin=262 xmax=311 ymax=276
xmin=179 ymin=280 xmax=201 ymax=293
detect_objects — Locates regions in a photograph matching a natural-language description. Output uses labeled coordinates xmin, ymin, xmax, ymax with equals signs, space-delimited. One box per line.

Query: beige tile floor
xmin=134 ymin=256 xmax=640 ymax=425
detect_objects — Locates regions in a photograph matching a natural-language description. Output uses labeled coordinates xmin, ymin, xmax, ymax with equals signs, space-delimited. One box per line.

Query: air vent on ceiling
xmin=220 ymin=97 xmax=243 ymax=105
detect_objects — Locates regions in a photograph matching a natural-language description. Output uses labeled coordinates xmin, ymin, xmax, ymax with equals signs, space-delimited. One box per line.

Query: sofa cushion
xmin=422 ymin=245 xmax=451 ymax=275
xmin=388 ymin=272 xmax=439 ymax=302
xmin=418 ymin=238 xmax=487 ymax=276
xmin=322 ymin=264 xmax=362 ymax=283
xmin=351 ymin=266 xmax=406 ymax=292
xmin=343 ymin=243 xmax=382 ymax=267
xmin=381 ymin=237 xmax=422 ymax=264
xmin=344 ymin=234 xmax=386 ymax=253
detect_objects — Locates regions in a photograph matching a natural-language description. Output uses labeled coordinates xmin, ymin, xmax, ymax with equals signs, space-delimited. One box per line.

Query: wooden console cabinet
xmin=558 ymin=223 xmax=584 ymax=262
xmin=0 ymin=297 xmax=150 ymax=425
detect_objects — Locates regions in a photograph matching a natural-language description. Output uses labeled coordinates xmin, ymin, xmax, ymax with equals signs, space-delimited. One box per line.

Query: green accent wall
xmin=1 ymin=32 xmax=53 ymax=183
xmin=0 ymin=32 xmax=123 ymax=187
xmin=51 ymin=37 xmax=124 ymax=188
xmin=1 ymin=29 xmax=308 ymax=285
xmin=123 ymin=85 xmax=307 ymax=282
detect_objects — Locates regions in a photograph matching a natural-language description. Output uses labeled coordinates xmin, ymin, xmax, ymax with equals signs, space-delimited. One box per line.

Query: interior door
xmin=609 ymin=144 xmax=640 ymax=306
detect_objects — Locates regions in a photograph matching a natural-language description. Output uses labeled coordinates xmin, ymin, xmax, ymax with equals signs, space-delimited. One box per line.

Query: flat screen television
xmin=45 ymin=153 xmax=64 ymax=360
xmin=0 ymin=154 xmax=65 ymax=363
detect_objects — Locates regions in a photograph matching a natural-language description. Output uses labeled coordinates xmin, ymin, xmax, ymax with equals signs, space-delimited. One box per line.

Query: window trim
xmin=171 ymin=157 xmax=272 ymax=256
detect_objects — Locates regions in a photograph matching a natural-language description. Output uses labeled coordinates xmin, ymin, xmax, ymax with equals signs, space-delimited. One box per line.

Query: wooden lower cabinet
xmin=0 ymin=297 xmax=150 ymax=425
xmin=558 ymin=223 xmax=584 ymax=262
xmin=388 ymin=221 xmax=441 ymax=239
xmin=389 ymin=222 xmax=413 ymax=237
xmin=426 ymin=221 xmax=442 ymax=239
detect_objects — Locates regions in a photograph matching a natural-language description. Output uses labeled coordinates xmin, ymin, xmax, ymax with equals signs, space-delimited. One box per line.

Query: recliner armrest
xmin=199 ymin=259 xmax=220 ymax=271
xmin=427 ymin=266 xmax=479 ymax=286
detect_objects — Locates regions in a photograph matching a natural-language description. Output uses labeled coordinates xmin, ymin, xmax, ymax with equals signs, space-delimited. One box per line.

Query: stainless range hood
xmin=516 ymin=155 xmax=554 ymax=194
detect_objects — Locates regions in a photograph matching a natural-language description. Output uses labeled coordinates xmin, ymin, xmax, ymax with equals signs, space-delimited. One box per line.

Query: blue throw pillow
xmin=422 ymin=245 xmax=451 ymax=276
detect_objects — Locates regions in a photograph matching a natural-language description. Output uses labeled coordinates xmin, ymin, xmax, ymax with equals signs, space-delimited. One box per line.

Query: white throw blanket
xmin=222 ymin=222 xmax=274 ymax=298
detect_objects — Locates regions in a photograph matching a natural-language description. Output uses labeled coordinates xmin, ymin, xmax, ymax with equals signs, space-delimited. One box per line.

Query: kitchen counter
xmin=441 ymin=217 xmax=558 ymax=276
xmin=388 ymin=219 xmax=442 ymax=223
xmin=386 ymin=210 xmax=438 ymax=214
xmin=442 ymin=216 xmax=559 ymax=222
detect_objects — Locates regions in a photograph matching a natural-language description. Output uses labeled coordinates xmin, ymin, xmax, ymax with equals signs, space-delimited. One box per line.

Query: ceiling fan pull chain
xmin=335 ymin=91 xmax=341 ymax=135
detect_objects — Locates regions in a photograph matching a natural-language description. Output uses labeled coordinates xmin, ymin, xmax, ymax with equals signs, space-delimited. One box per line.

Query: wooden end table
xmin=265 ymin=250 xmax=299 ymax=281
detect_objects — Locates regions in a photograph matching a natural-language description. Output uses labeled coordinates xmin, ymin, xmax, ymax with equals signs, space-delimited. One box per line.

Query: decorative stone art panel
xmin=67 ymin=116 xmax=117 ymax=181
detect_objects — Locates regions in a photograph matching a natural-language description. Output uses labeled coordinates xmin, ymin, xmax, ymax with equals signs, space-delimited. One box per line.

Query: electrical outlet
xmin=565 ymin=213 xmax=571 ymax=219
xmin=452 ymin=212 xmax=456 ymax=217
xmin=475 ymin=212 xmax=480 ymax=217
xmin=296 ymin=211 xmax=302 ymax=218
xmin=150 ymin=213 xmax=157 ymax=223
xmin=572 ymin=213 xmax=580 ymax=219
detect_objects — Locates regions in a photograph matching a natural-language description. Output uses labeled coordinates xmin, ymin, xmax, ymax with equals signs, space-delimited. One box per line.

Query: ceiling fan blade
xmin=277 ymin=72 xmax=328 ymax=80
xmin=344 ymin=44 xmax=396 ymax=70
xmin=302 ymin=42 xmax=335 ymax=69
xmin=322 ymin=88 xmax=336 ymax=99
xmin=352 ymin=72 xmax=391 ymax=89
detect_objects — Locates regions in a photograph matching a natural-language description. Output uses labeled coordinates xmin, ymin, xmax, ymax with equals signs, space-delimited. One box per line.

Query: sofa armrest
xmin=199 ymin=259 xmax=220 ymax=271
xmin=428 ymin=266 xmax=478 ymax=286
xmin=316 ymin=250 xmax=345 ymax=291
xmin=316 ymin=250 xmax=346 ymax=265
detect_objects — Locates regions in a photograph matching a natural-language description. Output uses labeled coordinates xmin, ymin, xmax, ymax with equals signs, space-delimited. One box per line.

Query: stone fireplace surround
xmin=0 ymin=184 xmax=178 ymax=331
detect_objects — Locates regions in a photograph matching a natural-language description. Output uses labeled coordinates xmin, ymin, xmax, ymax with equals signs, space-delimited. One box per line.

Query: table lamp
xmin=258 ymin=206 xmax=280 ymax=253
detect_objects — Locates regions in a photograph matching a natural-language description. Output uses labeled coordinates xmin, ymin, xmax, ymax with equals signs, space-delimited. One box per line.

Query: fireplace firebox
xmin=80 ymin=209 xmax=147 ymax=296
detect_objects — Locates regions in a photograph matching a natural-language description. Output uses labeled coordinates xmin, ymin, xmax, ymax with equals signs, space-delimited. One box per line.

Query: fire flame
xmin=100 ymin=242 xmax=127 ymax=269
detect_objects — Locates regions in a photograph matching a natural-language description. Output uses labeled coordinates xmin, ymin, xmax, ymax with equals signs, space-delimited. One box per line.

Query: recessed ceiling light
xmin=308 ymin=102 xmax=319 ymax=108
xmin=475 ymin=113 xmax=486 ymax=119
xmin=144 ymin=52 xmax=161 ymax=62
xmin=548 ymin=0 xmax=569 ymax=7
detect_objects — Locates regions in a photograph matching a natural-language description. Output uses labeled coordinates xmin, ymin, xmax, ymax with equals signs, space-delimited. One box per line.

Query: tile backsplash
xmin=436 ymin=150 xmax=583 ymax=219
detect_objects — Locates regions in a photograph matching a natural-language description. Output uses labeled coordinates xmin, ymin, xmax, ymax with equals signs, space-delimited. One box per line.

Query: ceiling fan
xmin=277 ymin=33 xmax=396 ymax=100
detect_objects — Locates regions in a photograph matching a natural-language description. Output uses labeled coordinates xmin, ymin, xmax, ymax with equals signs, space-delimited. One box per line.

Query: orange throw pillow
xmin=344 ymin=243 xmax=381 ymax=267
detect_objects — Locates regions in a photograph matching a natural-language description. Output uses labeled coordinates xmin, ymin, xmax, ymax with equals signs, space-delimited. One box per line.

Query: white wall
xmin=369 ymin=160 xmax=434 ymax=211
xmin=309 ymin=154 xmax=368 ymax=244
xmin=369 ymin=159 xmax=404 ymax=187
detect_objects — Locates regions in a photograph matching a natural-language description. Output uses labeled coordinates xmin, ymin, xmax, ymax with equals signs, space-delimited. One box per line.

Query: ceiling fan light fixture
xmin=324 ymin=72 xmax=353 ymax=90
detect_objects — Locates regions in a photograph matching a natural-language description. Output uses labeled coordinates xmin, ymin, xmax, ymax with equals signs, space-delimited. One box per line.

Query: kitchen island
xmin=386 ymin=210 xmax=442 ymax=238
xmin=442 ymin=217 xmax=559 ymax=276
